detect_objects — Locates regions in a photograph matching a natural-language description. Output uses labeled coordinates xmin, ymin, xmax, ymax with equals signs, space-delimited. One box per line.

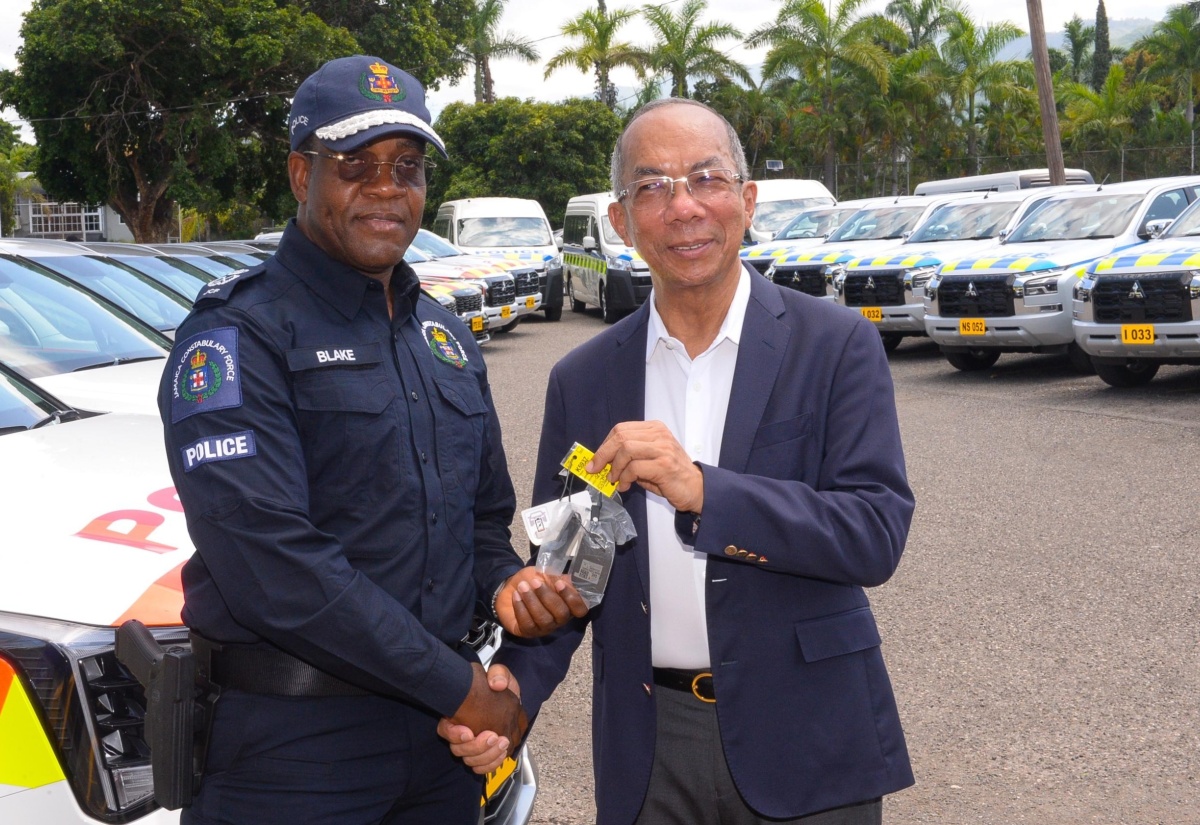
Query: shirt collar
xmin=645 ymin=266 xmax=751 ymax=363
xmin=274 ymin=219 xmax=421 ymax=321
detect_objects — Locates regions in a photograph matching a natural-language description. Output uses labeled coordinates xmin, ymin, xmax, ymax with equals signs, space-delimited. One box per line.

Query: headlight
xmin=434 ymin=292 xmax=455 ymax=309
xmin=822 ymin=263 xmax=845 ymax=284
xmin=1014 ymin=268 xmax=1064 ymax=298
xmin=607 ymin=255 xmax=632 ymax=271
xmin=905 ymin=266 xmax=937 ymax=292
xmin=1073 ymin=277 xmax=1096 ymax=302
xmin=1190 ymin=271 xmax=1200 ymax=299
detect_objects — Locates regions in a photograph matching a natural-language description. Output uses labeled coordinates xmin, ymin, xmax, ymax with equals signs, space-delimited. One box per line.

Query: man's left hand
xmin=438 ymin=665 xmax=519 ymax=775
xmin=495 ymin=568 xmax=589 ymax=638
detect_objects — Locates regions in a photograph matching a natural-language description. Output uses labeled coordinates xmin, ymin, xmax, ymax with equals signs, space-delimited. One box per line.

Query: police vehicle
xmin=832 ymin=189 xmax=1068 ymax=352
xmin=405 ymin=246 xmax=524 ymax=334
xmin=560 ymin=192 xmax=651 ymax=323
xmin=744 ymin=178 xmax=836 ymax=244
xmin=1072 ymin=194 xmax=1200 ymax=386
xmin=76 ymin=242 xmax=215 ymax=303
xmin=0 ymin=363 xmax=538 ymax=824
xmin=758 ymin=195 xmax=971 ymax=300
xmin=411 ymin=229 xmax=546 ymax=324
xmin=925 ymin=176 xmax=1200 ymax=372
xmin=740 ymin=200 xmax=869 ymax=275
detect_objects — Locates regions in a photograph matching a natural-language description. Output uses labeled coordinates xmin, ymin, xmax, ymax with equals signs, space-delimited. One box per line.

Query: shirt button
xmin=420 ymin=451 xmax=428 ymax=463
xmin=692 ymin=383 xmax=702 ymax=393
xmin=430 ymin=512 xmax=438 ymax=524
xmin=426 ymin=579 xmax=435 ymax=592
xmin=411 ymin=390 xmax=419 ymax=401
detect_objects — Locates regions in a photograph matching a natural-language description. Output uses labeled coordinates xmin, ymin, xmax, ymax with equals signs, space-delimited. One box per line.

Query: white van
xmin=913 ymin=168 xmax=1094 ymax=196
xmin=560 ymin=192 xmax=652 ymax=323
xmin=747 ymin=178 xmax=836 ymax=244
xmin=431 ymin=197 xmax=562 ymax=321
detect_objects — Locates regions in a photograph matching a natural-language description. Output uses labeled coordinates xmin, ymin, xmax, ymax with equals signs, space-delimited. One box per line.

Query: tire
xmin=543 ymin=305 xmax=562 ymax=322
xmin=880 ymin=332 xmax=903 ymax=354
xmin=600 ymin=282 xmax=616 ymax=324
xmin=1067 ymin=342 xmax=1096 ymax=375
xmin=567 ymin=276 xmax=586 ymax=313
xmin=944 ymin=347 xmax=1000 ymax=372
xmin=1094 ymin=360 xmax=1160 ymax=388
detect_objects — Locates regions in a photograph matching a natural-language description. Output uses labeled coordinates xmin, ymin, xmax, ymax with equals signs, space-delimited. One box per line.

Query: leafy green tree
xmin=1062 ymin=63 xmax=1160 ymax=155
xmin=641 ymin=0 xmax=750 ymax=98
xmin=747 ymin=0 xmax=905 ymax=187
xmin=1093 ymin=0 xmax=1112 ymax=92
xmin=1052 ymin=15 xmax=1094 ymax=84
xmin=455 ymin=0 xmax=540 ymax=103
xmin=426 ymin=98 xmax=622 ymax=227
xmin=885 ymin=0 xmax=954 ymax=51
xmin=696 ymin=79 xmax=788 ymax=175
xmin=545 ymin=5 xmax=649 ymax=110
xmin=1135 ymin=3 xmax=1200 ymax=126
xmin=0 ymin=0 xmax=355 ymax=242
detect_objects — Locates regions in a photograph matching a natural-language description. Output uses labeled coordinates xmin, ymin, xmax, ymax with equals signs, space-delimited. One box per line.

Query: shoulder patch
xmin=194 ymin=265 xmax=265 ymax=305
xmin=181 ymin=430 xmax=257 ymax=472
xmin=421 ymin=320 xmax=468 ymax=369
xmin=169 ymin=327 xmax=243 ymax=422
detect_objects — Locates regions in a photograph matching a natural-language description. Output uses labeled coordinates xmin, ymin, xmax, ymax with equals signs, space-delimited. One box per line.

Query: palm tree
xmin=461 ymin=0 xmax=540 ymax=104
xmin=885 ymin=0 xmax=954 ymax=51
xmin=935 ymin=9 xmax=1026 ymax=167
xmin=545 ymin=5 xmax=649 ymax=110
xmin=1061 ymin=62 xmax=1160 ymax=151
xmin=1050 ymin=15 xmax=1094 ymax=84
xmin=747 ymin=0 xmax=906 ymax=188
xmin=641 ymin=0 xmax=751 ymax=98
xmin=1135 ymin=3 xmax=1200 ymax=126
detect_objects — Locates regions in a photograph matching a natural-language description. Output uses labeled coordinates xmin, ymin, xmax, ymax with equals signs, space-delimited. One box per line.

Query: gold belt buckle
xmin=691 ymin=671 xmax=715 ymax=703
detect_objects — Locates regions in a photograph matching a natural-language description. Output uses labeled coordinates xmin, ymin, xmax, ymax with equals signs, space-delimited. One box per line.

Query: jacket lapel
xmin=606 ymin=309 xmax=651 ymax=599
xmin=719 ymin=271 xmax=790 ymax=474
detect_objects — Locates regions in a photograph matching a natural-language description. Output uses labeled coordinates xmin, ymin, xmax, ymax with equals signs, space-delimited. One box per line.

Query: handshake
xmin=438 ymin=568 xmax=588 ymax=774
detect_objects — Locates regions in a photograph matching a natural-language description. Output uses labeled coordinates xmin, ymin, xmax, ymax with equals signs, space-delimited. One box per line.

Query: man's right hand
xmin=447 ymin=662 xmax=527 ymax=756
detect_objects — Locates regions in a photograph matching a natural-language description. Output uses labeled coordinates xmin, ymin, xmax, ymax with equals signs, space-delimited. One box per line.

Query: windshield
xmin=776 ymin=207 xmax=858 ymax=241
xmin=600 ymin=216 xmax=627 ymax=247
xmin=752 ymin=197 xmax=837 ymax=233
xmin=0 ymin=367 xmax=61 ymax=433
xmin=106 ymin=254 xmax=212 ymax=301
xmin=165 ymin=254 xmax=242 ymax=277
xmin=457 ymin=217 xmax=553 ymax=247
xmin=1006 ymin=194 xmax=1142 ymax=242
xmin=826 ymin=205 xmax=929 ymax=242
xmin=25 ymin=254 xmax=190 ymax=333
xmin=0 ymin=255 xmax=167 ymax=379
xmin=907 ymin=201 xmax=1022 ymax=243
xmin=1163 ymin=199 xmax=1200 ymax=237
xmin=414 ymin=231 xmax=464 ymax=258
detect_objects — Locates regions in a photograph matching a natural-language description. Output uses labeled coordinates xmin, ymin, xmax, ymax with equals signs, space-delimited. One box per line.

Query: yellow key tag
xmin=561 ymin=442 xmax=619 ymax=497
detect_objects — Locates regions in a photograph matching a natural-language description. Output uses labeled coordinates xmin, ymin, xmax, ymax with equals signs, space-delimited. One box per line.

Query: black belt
xmin=190 ymin=633 xmax=370 ymax=697
xmin=652 ymin=667 xmax=715 ymax=703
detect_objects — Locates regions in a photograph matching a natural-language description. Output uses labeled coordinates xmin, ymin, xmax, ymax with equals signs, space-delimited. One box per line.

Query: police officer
xmin=159 ymin=55 xmax=583 ymax=825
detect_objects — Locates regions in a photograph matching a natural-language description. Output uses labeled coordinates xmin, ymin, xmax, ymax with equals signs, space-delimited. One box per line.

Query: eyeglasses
xmin=617 ymin=168 xmax=743 ymax=209
xmin=302 ymin=151 xmax=435 ymax=188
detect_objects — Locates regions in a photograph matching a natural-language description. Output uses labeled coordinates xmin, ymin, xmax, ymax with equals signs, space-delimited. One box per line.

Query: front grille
xmin=454 ymin=291 xmax=483 ymax=315
xmin=485 ymin=277 xmax=515 ymax=307
xmin=772 ymin=264 xmax=827 ymax=298
xmin=1092 ymin=272 xmax=1193 ymax=324
xmin=844 ymin=270 xmax=905 ymax=306
xmin=937 ymin=274 xmax=1014 ymax=317
xmin=512 ymin=270 xmax=540 ymax=297
xmin=632 ymin=273 xmax=653 ymax=303
xmin=746 ymin=257 xmax=775 ymax=275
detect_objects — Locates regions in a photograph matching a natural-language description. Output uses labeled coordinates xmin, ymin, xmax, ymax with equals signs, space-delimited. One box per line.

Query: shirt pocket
xmin=432 ymin=375 xmax=489 ymax=494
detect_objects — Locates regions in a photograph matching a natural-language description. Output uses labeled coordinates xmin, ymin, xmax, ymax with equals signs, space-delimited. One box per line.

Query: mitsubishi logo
xmin=865 ymin=276 xmax=876 ymax=291
xmin=1129 ymin=281 xmax=1145 ymax=300
xmin=965 ymin=281 xmax=978 ymax=298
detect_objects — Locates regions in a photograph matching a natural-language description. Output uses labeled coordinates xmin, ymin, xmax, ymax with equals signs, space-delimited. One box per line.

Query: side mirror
xmin=1141 ymin=218 xmax=1173 ymax=240
xmin=998 ymin=228 xmax=1012 ymax=240
xmin=582 ymin=235 xmax=598 ymax=251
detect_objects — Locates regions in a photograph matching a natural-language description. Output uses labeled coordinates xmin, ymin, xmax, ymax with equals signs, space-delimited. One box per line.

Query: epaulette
xmin=193 ymin=264 xmax=266 ymax=306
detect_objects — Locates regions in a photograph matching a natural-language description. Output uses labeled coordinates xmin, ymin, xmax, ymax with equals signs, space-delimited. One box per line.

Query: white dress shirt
xmin=644 ymin=267 xmax=750 ymax=668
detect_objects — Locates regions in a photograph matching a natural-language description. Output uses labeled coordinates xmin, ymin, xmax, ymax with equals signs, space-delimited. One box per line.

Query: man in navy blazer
xmin=484 ymin=99 xmax=915 ymax=824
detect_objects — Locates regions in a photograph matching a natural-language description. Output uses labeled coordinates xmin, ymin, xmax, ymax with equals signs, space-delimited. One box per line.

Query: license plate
xmin=470 ymin=316 xmax=483 ymax=332
xmin=525 ymin=296 xmax=536 ymax=308
xmin=482 ymin=756 xmax=518 ymax=804
xmin=1121 ymin=324 xmax=1155 ymax=345
xmin=500 ymin=306 xmax=512 ymax=318
xmin=860 ymin=307 xmax=882 ymax=322
xmin=959 ymin=318 xmax=986 ymax=335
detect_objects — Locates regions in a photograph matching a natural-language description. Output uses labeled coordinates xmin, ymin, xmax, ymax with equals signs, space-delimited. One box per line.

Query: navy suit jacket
xmin=500 ymin=268 xmax=915 ymax=823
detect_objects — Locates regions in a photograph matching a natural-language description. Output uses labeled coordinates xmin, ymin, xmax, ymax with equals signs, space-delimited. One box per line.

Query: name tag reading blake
xmin=285 ymin=343 xmax=383 ymax=372
xmin=182 ymin=431 xmax=257 ymax=472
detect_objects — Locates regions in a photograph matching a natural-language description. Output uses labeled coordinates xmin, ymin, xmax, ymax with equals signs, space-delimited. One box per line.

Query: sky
xmin=0 ymin=0 xmax=1178 ymax=140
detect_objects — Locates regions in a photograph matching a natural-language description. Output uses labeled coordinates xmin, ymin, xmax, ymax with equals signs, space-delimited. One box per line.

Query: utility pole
xmin=1027 ymin=0 xmax=1066 ymax=184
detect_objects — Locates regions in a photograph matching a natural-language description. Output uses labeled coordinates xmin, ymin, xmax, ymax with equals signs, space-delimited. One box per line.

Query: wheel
xmin=543 ymin=305 xmax=562 ymax=322
xmin=567 ymin=276 xmax=585 ymax=313
xmin=1067 ymin=342 xmax=1096 ymax=375
xmin=1094 ymin=360 xmax=1160 ymax=388
xmin=600 ymin=281 xmax=616 ymax=324
xmin=944 ymin=347 xmax=1000 ymax=372
xmin=880 ymin=332 xmax=903 ymax=354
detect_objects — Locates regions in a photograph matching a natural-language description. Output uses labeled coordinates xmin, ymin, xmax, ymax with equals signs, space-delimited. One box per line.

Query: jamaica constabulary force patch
xmin=170 ymin=327 xmax=243 ymax=422
xmin=421 ymin=320 xmax=468 ymax=369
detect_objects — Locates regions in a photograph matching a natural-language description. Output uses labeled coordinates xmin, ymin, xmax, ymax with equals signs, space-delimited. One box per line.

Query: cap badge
xmin=361 ymin=61 xmax=405 ymax=102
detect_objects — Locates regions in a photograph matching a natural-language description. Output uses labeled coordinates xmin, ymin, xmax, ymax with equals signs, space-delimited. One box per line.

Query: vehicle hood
xmin=34 ymin=358 xmax=166 ymax=416
xmin=458 ymin=246 xmax=556 ymax=264
xmin=772 ymin=239 xmax=910 ymax=266
xmin=847 ymin=238 xmax=1006 ymax=270
xmin=1088 ymin=237 xmax=1200 ymax=274
xmin=740 ymin=238 xmax=827 ymax=261
xmin=940 ymin=238 xmax=1144 ymax=275
xmin=0 ymin=412 xmax=191 ymax=627
xmin=411 ymin=259 xmax=510 ymax=279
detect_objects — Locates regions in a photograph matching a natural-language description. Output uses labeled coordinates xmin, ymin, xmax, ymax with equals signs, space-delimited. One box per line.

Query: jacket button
xmin=758 ymin=556 xmax=768 ymax=564
xmin=746 ymin=553 xmax=758 ymax=561
xmin=736 ymin=549 xmax=748 ymax=557
xmin=724 ymin=545 xmax=738 ymax=556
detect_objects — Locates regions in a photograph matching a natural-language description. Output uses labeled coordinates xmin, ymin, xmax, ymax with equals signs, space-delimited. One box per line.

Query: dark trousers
xmin=634 ymin=684 xmax=884 ymax=825
xmin=182 ymin=691 xmax=483 ymax=825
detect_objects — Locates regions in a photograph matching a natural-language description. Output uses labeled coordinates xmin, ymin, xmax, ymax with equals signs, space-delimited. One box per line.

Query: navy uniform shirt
xmin=158 ymin=222 xmax=521 ymax=718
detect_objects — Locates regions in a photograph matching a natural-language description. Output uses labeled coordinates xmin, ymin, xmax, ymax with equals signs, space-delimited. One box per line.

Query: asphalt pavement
xmin=482 ymin=307 xmax=1200 ymax=825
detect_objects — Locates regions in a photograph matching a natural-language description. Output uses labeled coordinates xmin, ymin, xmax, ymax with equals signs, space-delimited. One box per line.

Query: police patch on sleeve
xmin=170 ymin=327 xmax=243 ymax=422
xmin=422 ymin=321 xmax=468 ymax=369
xmin=181 ymin=430 xmax=257 ymax=472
